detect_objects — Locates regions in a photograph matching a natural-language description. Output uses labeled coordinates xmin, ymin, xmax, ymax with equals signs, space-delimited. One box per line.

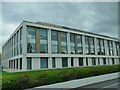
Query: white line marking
xmin=102 ymin=83 xmax=118 ymax=88
xmin=96 ymin=83 xmax=119 ymax=90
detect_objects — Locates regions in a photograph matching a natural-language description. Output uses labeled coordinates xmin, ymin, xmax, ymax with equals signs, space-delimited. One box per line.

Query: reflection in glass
xmin=51 ymin=30 xmax=58 ymax=53
xmin=70 ymin=34 xmax=75 ymax=54
xmin=40 ymin=28 xmax=48 ymax=53
xmin=61 ymin=32 xmax=67 ymax=54
xmin=27 ymin=27 xmax=36 ymax=53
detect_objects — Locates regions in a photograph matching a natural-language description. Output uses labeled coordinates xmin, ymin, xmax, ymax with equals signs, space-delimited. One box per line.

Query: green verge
xmin=2 ymin=65 xmax=120 ymax=90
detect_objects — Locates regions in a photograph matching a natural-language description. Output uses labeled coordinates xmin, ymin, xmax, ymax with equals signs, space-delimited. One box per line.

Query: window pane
xmin=70 ymin=34 xmax=75 ymax=54
xmin=41 ymin=57 xmax=48 ymax=68
xmin=40 ymin=28 xmax=48 ymax=53
xmin=51 ymin=30 xmax=58 ymax=53
xmin=27 ymin=27 xmax=36 ymax=53
xmin=61 ymin=32 xmax=67 ymax=54
xmin=71 ymin=57 xmax=74 ymax=67
xmin=77 ymin=35 xmax=83 ymax=54
xmin=52 ymin=57 xmax=55 ymax=68
xmin=85 ymin=36 xmax=89 ymax=54
xmin=79 ymin=58 xmax=83 ymax=66
xmin=62 ymin=57 xmax=68 ymax=67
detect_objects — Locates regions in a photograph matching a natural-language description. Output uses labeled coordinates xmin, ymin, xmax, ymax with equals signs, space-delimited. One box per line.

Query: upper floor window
xmin=27 ymin=26 xmax=36 ymax=53
xmin=97 ymin=38 xmax=105 ymax=55
xmin=77 ymin=35 xmax=83 ymax=54
xmin=51 ymin=30 xmax=58 ymax=54
xmin=115 ymin=42 xmax=119 ymax=56
xmin=85 ymin=36 xmax=95 ymax=55
xmin=70 ymin=34 xmax=75 ymax=54
xmin=40 ymin=28 xmax=48 ymax=53
xmin=61 ymin=32 xmax=67 ymax=54
xmin=107 ymin=40 xmax=114 ymax=56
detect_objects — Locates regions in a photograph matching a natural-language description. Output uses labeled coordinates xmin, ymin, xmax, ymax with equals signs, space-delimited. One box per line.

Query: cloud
xmin=1 ymin=2 xmax=118 ymax=52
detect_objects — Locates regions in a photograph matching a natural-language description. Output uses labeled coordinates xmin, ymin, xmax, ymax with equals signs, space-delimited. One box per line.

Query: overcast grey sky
xmin=1 ymin=2 xmax=118 ymax=52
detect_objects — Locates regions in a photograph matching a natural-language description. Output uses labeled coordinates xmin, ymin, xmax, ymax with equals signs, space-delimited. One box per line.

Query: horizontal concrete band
xmin=35 ymin=72 xmax=120 ymax=88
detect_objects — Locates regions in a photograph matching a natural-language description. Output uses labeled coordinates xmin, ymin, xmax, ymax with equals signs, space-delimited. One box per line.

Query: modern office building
xmin=2 ymin=21 xmax=120 ymax=71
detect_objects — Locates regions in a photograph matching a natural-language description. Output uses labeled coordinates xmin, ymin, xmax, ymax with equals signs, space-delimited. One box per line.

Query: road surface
xmin=71 ymin=77 xmax=120 ymax=90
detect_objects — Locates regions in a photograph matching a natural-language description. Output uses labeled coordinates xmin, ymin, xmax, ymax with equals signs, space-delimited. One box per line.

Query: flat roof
xmin=24 ymin=20 xmax=118 ymax=40
xmin=2 ymin=20 xmax=119 ymax=47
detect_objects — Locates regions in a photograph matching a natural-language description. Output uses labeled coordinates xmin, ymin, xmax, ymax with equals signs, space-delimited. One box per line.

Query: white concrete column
xmin=82 ymin=35 xmax=85 ymax=55
xmin=107 ymin=58 xmax=110 ymax=65
xmin=22 ymin=56 xmax=27 ymax=70
xmin=15 ymin=59 xmax=17 ymax=69
xmin=114 ymin=58 xmax=117 ymax=64
xmin=88 ymin=58 xmax=92 ymax=66
xmin=67 ymin=32 xmax=70 ymax=54
xmin=68 ymin=57 xmax=71 ymax=67
xmin=22 ymin=22 xmax=27 ymax=54
xmin=96 ymin=58 xmax=99 ymax=65
xmin=94 ymin=38 xmax=97 ymax=55
xmin=48 ymin=57 xmax=52 ymax=69
xmin=116 ymin=58 xmax=119 ymax=64
xmin=39 ymin=58 xmax=41 ymax=69
xmin=100 ymin=58 xmax=103 ymax=65
xmin=74 ymin=58 xmax=79 ymax=67
xmin=109 ymin=58 xmax=112 ymax=65
xmin=32 ymin=57 xmax=40 ymax=70
xmin=48 ymin=29 xmax=51 ymax=54
xmin=106 ymin=58 xmax=109 ymax=65
xmin=104 ymin=40 xmax=107 ymax=55
xmin=83 ymin=57 xmax=86 ymax=66
xmin=56 ymin=58 xmax=62 ymax=68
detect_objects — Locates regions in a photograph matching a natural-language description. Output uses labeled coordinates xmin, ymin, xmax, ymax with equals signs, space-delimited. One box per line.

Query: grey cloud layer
xmin=1 ymin=2 xmax=118 ymax=52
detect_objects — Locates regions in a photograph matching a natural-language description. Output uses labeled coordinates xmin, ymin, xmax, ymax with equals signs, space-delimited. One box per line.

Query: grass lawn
xmin=2 ymin=65 xmax=120 ymax=90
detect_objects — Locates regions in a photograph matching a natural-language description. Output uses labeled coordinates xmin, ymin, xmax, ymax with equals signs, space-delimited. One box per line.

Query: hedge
xmin=2 ymin=65 xmax=120 ymax=90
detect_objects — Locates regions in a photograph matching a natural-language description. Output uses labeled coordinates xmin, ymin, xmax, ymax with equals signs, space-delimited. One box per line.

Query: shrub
xmin=2 ymin=65 xmax=120 ymax=90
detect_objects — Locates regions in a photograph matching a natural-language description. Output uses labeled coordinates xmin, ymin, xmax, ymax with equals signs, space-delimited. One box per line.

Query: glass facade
xmin=115 ymin=42 xmax=119 ymax=56
xmin=71 ymin=57 xmax=74 ymax=67
xmin=112 ymin=58 xmax=115 ymax=64
xmin=98 ymin=58 xmax=100 ymax=65
xmin=107 ymin=40 xmax=114 ymax=56
xmin=52 ymin=57 xmax=55 ymax=68
xmin=40 ymin=28 xmax=48 ymax=53
xmin=86 ymin=58 xmax=88 ymax=66
xmin=77 ymin=35 xmax=83 ymax=54
xmin=70 ymin=34 xmax=75 ymax=54
xmin=51 ymin=30 xmax=58 ymax=54
xmin=85 ymin=36 xmax=95 ymax=54
xmin=90 ymin=37 xmax=95 ymax=55
xmin=41 ymin=57 xmax=48 ymax=68
xmin=20 ymin=58 xmax=22 ymax=70
xmin=61 ymin=32 xmax=67 ymax=54
xmin=79 ymin=58 xmax=83 ymax=66
xmin=108 ymin=58 xmax=110 ymax=65
xmin=62 ymin=57 xmax=68 ymax=67
xmin=109 ymin=41 xmax=114 ymax=55
xmin=16 ymin=59 xmax=18 ymax=69
xmin=97 ymin=39 xmax=105 ymax=55
xmin=27 ymin=27 xmax=36 ymax=53
xmin=2 ymin=23 xmax=120 ymax=71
